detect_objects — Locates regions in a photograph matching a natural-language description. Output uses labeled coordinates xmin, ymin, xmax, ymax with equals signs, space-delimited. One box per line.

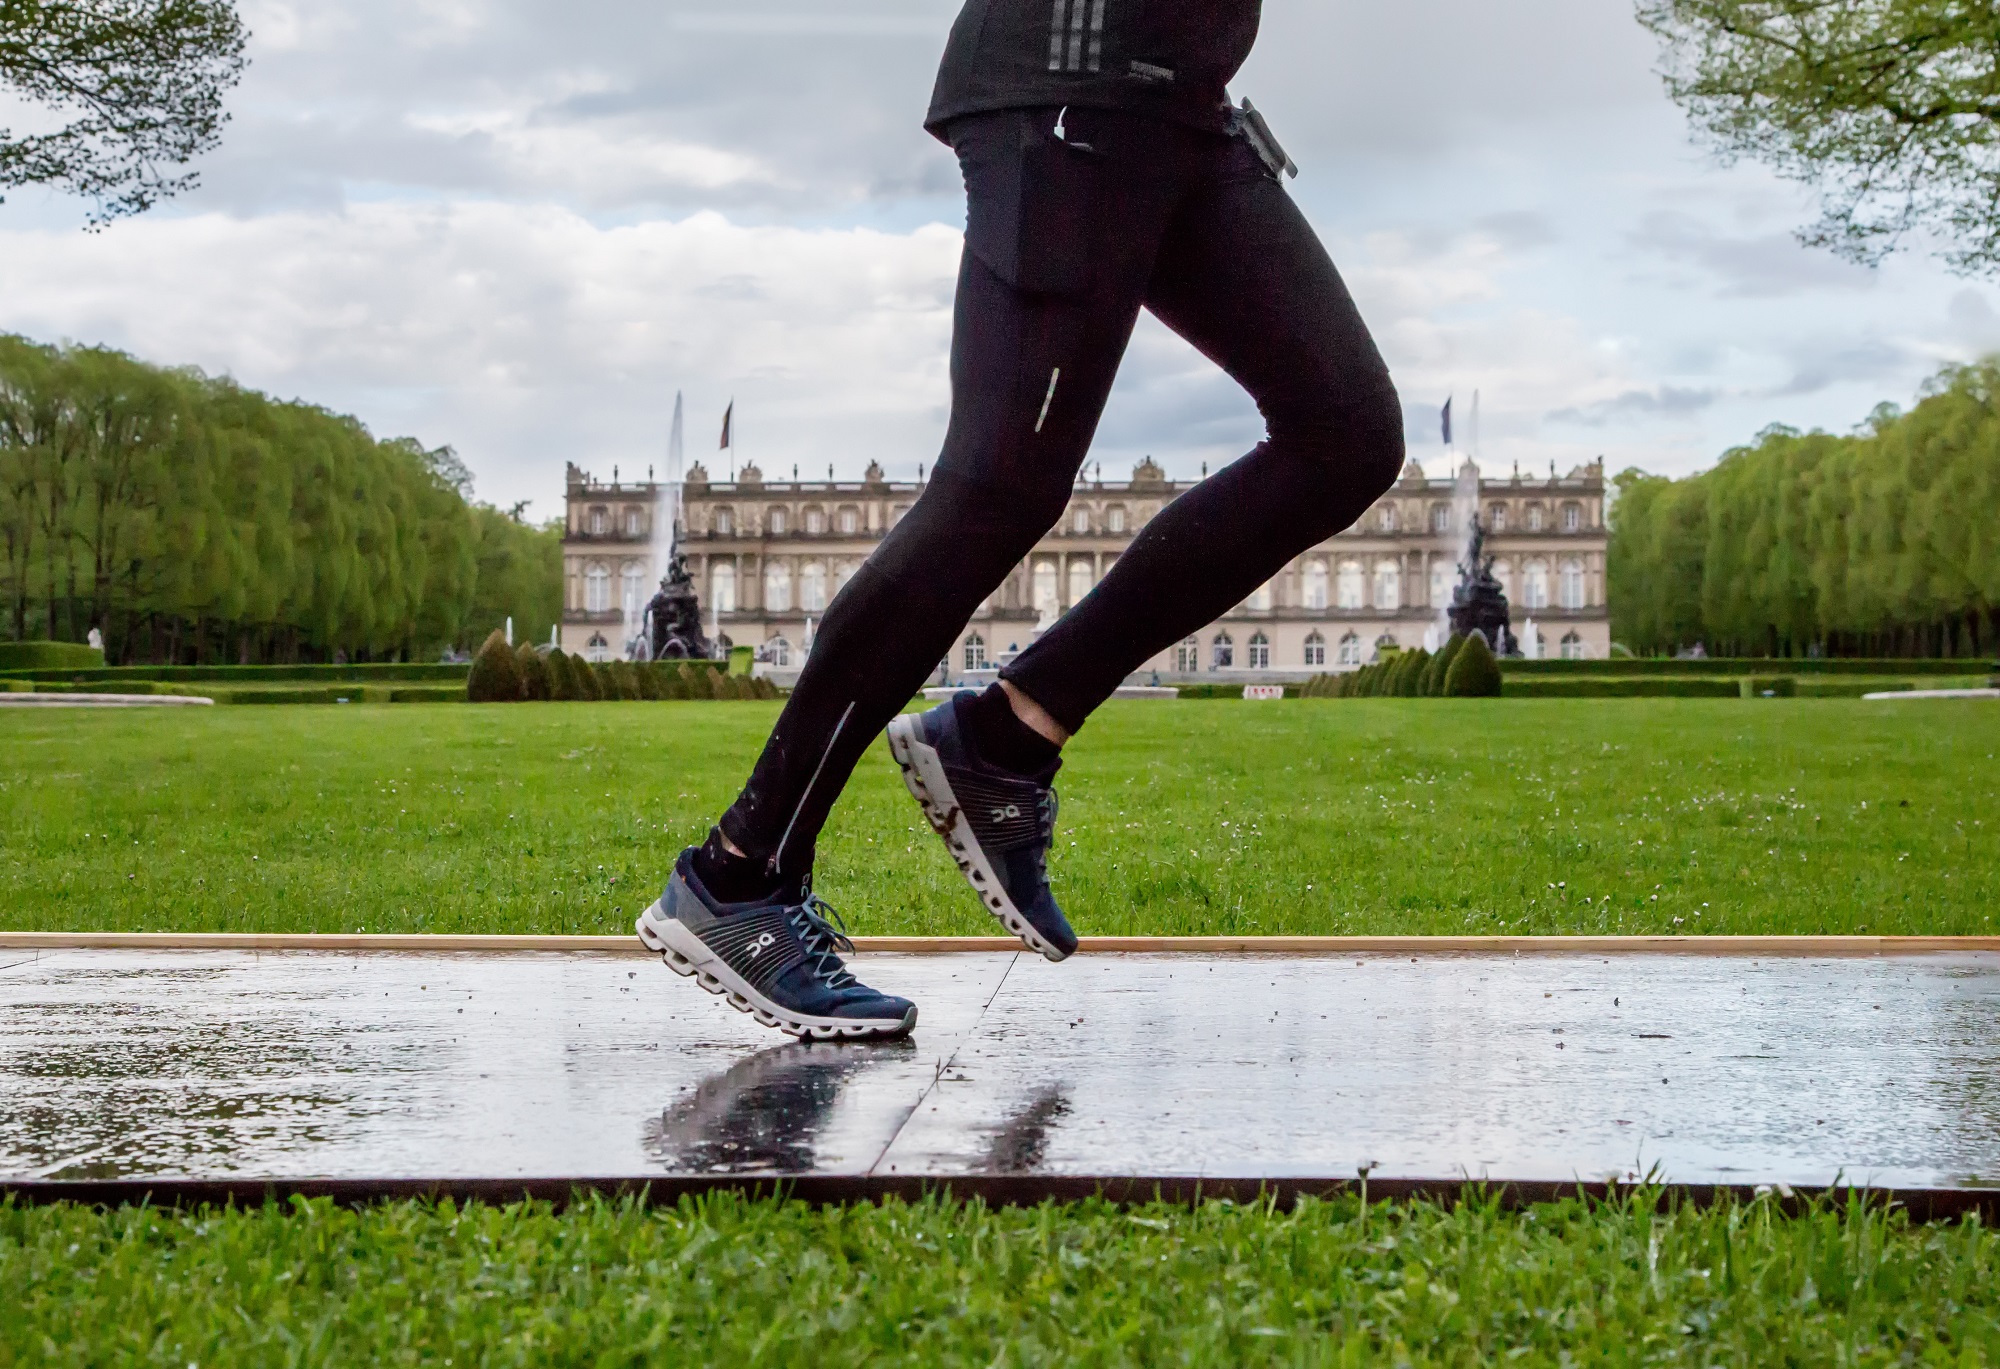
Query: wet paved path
xmin=4 ymin=948 xmax=1998 ymax=1192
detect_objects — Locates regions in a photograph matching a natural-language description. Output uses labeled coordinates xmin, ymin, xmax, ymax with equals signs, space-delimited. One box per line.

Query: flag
xmin=1441 ymin=397 xmax=1453 ymax=447
xmin=719 ymin=400 xmax=734 ymax=450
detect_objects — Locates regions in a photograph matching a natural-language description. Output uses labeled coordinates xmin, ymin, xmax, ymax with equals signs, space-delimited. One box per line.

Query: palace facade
xmin=560 ymin=456 xmax=1612 ymax=680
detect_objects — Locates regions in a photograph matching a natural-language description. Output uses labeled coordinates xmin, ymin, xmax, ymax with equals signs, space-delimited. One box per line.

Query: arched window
xmin=621 ymin=562 xmax=645 ymax=617
xmin=1175 ymin=635 xmax=1201 ymax=672
xmin=1071 ymin=507 xmax=1090 ymax=534
xmin=1248 ymin=578 xmax=1274 ymax=611
xmin=1373 ymin=561 xmax=1401 ymax=611
xmin=765 ymin=636 xmax=792 ymax=668
xmin=710 ymin=562 xmax=737 ymax=613
xmin=1336 ymin=560 xmax=1365 ymax=609
xmin=714 ymin=506 xmax=734 ymax=535
xmin=1561 ymin=502 xmax=1582 ymax=533
xmin=1337 ymin=632 xmax=1362 ymax=666
xmin=964 ymin=634 xmax=987 ymax=671
xmin=1430 ymin=559 xmax=1452 ymax=609
xmin=1431 ymin=504 xmax=1450 ymax=533
xmin=1559 ymin=558 xmax=1585 ymax=609
xmin=1523 ymin=559 xmax=1549 ymax=610
xmin=1107 ymin=505 xmax=1126 ymax=533
xmin=1247 ymin=632 xmax=1270 ymax=669
xmin=589 ymin=507 xmax=607 ymax=536
xmin=1527 ymin=504 xmax=1546 ymax=532
xmin=800 ymin=561 xmax=827 ymax=612
xmin=624 ymin=506 xmax=643 ymax=537
xmin=836 ymin=506 xmax=859 ymax=534
xmin=1492 ymin=559 xmax=1513 ymax=603
xmin=1560 ymin=631 xmax=1585 ymax=660
xmin=804 ymin=507 xmax=827 ymax=534
xmin=1032 ymin=561 xmax=1060 ymax=624
xmin=764 ymin=563 xmax=792 ymax=613
xmin=768 ymin=506 xmax=789 ymax=535
xmin=1211 ymin=632 xmax=1234 ymax=670
xmin=1379 ymin=504 xmax=1398 ymax=532
xmin=1304 ymin=559 xmax=1329 ymax=610
xmin=1488 ymin=503 xmax=1508 ymax=532
xmin=1303 ymin=631 xmax=1326 ymax=667
xmin=1373 ymin=633 xmax=1399 ymax=661
xmin=586 ymin=633 xmax=610 ymax=663
xmin=585 ymin=564 xmax=611 ymax=613
xmin=1067 ymin=560 xmax=1093 ymax=606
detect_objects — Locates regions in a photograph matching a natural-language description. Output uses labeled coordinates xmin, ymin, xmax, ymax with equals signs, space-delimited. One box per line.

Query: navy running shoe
xmin=636 ymin=850 xmax=917 ymax=1040
xmin=885 ymin=694 xmax=1077 ymax=961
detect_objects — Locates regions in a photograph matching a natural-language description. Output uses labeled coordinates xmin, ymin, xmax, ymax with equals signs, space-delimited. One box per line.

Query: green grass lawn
xmin=2 ymin=698 xmax=1994 ymax=937
xmin=6 ymin=1190 xmax=1999 ymax=1366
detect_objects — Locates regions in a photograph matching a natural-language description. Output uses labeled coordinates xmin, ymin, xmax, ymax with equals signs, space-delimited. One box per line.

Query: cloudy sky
xmin=5 ymin=0 xmax=1999 ymax=518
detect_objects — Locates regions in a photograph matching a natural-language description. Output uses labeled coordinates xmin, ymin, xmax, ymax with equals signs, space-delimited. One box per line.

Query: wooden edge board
xmin=2 ymin=932 xmax=1997 ymax=955
xmin=3 ymin=1174 xmax=1995 ymax=1221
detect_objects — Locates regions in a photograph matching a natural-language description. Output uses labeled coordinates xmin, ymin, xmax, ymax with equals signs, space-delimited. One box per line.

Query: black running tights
xmin=718 ymin=105 xmax=1405 ymax=880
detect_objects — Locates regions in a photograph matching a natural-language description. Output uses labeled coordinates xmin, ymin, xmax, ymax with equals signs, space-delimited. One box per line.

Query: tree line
xmin=0 ymin=334 xmax=560 ymax=664
xmin=1610 ymin=359 xmax=2000 ymax=659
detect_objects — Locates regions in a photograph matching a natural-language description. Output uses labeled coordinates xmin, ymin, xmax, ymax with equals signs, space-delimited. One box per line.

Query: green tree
xmin=1639 ymin=0 xmax=2000 ymax=274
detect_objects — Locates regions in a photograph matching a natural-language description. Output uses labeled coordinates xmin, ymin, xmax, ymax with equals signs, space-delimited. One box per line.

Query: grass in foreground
xmin=6 ymin=1191 xmax=1997 ymax=1365
xmin=2 ymin=698 xmax=1995 ymax=937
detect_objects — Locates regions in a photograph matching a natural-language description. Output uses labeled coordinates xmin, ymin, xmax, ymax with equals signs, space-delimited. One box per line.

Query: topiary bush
xmin=1394 ymin=648 xmax=1430 ymax=697
xmin=680 ymin=661 xmax=713 ymax=700
xmin=0 ymin=641 xmax=106 ymax=671
xmin=466 ymin=630 xmax=522 ymax=702
xmin=635 ymin=660 xmax=662 ymax=700
xmin=703 ymin=666 xmax=729 ymax=699
xmin=649 ymin=662 xmax=686 ymax=699
xmin=515 ymin=643 xmax=551 ymax=701
xmin=572 ymin=655 xmax=603 ymax=701
xmin=1425 ymin=635 xmax=1465 ymax=696
xmin=1443 ymin=630 xmax=1503 ymax=697
xmin=545 ymin=648 xmax=578 ymax=701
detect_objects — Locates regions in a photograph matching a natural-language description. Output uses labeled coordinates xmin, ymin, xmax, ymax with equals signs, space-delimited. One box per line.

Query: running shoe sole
xmin=635 ymin=903 xmax=917 ymax=1040
xmin=885 ymin=714 xmax=1068 ymax=962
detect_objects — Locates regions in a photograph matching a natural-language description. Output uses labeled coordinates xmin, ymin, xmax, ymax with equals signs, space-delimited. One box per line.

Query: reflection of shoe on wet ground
xmin=636 ymin=849 xmax=917 ymax=1041
xmin=643 ymin=1040 xmax=914 ymax=1175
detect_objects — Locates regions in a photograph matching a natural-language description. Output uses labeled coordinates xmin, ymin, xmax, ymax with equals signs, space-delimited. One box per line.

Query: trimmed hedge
xmin=1444 ymin=632 xmax=1503 ymax=697
xmin=466 ymin=631 xmax=522 ymax=702
xmin=516 ymin=644 xmax=552 ymax=701
xmin=1501 ymin=657 xmax=1992 ymax=677
xmin=0 ymin=662 xmax=469 ymax=683
xmin=0 ymin=641 xmax=105 ymax=671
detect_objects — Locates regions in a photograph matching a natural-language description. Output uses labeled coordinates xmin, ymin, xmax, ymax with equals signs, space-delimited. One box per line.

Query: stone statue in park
xmin=1446 ymin=514 xmax=1518 ymax=657
xmin=644 ymin=554 xmax=716 ymax=661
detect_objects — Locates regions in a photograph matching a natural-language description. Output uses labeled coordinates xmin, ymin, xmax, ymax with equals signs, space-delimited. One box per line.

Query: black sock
xmin=690 ymin=827 xmax=783 ymax=906
xmin=958 ymin=684 xmax=1062 ymax=776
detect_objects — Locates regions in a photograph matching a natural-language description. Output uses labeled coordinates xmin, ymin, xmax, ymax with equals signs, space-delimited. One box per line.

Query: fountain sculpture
xmin=1446 ymin=513 xmax=1518 ymax=656
xmin=643 ymin=554 xmax=716 ymax=661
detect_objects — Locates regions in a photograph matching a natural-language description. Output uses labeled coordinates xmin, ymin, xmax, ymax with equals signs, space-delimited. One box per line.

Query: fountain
xmin=628 ymin=392 xmax=714 ymax=661
xmin=1446 ymin=513 xmax=1518 ymax=656
xmin=643 ymin=553 xmax=716 ymax=661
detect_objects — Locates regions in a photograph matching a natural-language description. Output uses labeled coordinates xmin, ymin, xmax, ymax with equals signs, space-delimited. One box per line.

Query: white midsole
xmin=635 ymin=903 xmax=915 ymax=1040
xmin=885 ymin=715 xmax=1065 ymax=962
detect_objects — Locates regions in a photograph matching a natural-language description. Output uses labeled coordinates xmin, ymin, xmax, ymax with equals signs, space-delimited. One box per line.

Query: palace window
xmin=1560 ymin=631 xmax=1585 ymax=660
xmin=624 ymin=507 xmax=643 ymax=537
xmin=768 ymin=507 xmax=788 ymax=535
xmin=1072 ymin=507 xmax=1090 ymax=534
xmin=586 ymin=633 xmax=610 ymax=663
xmin=1492 ymin=559 xmax=1513 ymax=603
xmin=1304 ymin=559 xmax=1329 ymax=610
xmin=1248 ymin=578 xmax=1274 ymax=611
xmin=764 ymin=563 xmax=792 ymax=613
xmin=1430 ymin=559 xmax=1452 ymax=608
xmin=964 ymin=634 xmax=987 ymax=672
xmin=585 ymin=564 xmax=611 ymax=613
xmin=1431 ymin=504 xmax=1450 ymax=533
xmin=1379 ymin=504 xmax=1398 ymax=532
xmin=1337 ymin=632 xmax=1362 ymax=666
xmin=1527 ymin=504 xmax=1545 ymax=532
xmin=1374 ymin=633 xmax=1399 ymax=661
xmin=621 ymin=562 xmax=645 ymax=617
xmin=1523 ymin=559 xmax=1549 ymax=610
xmin=1067 ymin=560 xmax=1093 ymax=606
xmin=766 ymin=636 xmax=792 ymax=668
xmin=1211 ymin=632 xmax=1234 ymax=670
xmin=710 ymin=563 xmax=737 ymax=613
xmin=714 ymin=506 xmax=734 ymax=535
xmin=1247 ymin=632 xmax=1270 ymax=669
xmin=589 ymin=507 xmax=607 ymax=536
xmin=1032 ymin=561 xmax=1060 ymax=624
xmin=1562 ymin=502 xmax=1582 ymax=533
xmin=1559 ymin=558 xmax=1585 ymax=609
xmin=804 ymin=507 xmax=827 ymax=534
xmin=1303 ymin=631 xmax=1326 ymax=667
xmin=836 ymin=506 xmax=859 ymax=534
xmin=801 ymin=561 xmax=828 ymax=612
xmin=1175 ymin=635 xmax=1200 ymax=672
xmin=1336 ymin=560 xmax=1365 ymax=609
xmin=1107 ymin=505 xmax=1126 ymax=533
xmin=1373 ymin=561 xmax=1401 ymax=611
xmin=1488 ymin=503 xmax=1508 ymax=532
